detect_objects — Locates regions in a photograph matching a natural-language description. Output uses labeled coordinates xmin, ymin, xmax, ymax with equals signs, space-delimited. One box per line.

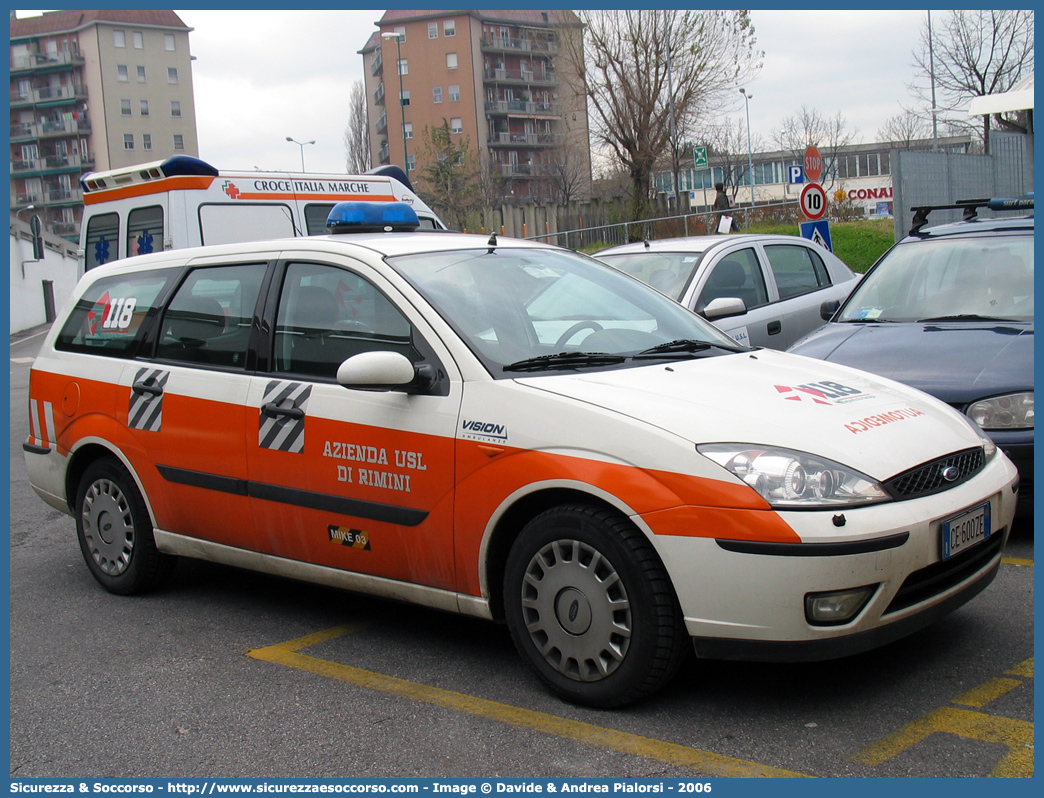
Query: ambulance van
xmin=78 ymin=155 xmax=446 ymax=272
xmin=25 ymin=202 xmax=1019 ymax=708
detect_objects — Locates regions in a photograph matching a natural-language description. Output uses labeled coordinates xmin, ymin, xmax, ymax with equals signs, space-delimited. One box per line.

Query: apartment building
xmin=10 ymin=9 xmax=198 ymax=242
xmin=360 ymin=9 xmax=591 ymax=203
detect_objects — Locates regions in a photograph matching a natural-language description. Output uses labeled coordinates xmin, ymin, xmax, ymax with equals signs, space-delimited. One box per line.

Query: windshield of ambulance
xmin=839 ymin=233 xmax=1034 ymax=323
xmin=388 ymin=247 xmax=746 ymax=375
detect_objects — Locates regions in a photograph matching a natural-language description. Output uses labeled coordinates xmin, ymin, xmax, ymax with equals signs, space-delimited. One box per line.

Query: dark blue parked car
xmin=789 ymin=198 xmax=1033 ymax=516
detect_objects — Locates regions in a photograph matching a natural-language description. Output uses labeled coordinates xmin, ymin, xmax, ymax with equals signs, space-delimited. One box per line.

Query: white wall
xmin=9 ymin=217 xmax=82 ymax=335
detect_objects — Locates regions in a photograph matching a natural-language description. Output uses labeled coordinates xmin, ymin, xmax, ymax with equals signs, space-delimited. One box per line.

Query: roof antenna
xmin=487 ymin=232 xmax=497 ymax=253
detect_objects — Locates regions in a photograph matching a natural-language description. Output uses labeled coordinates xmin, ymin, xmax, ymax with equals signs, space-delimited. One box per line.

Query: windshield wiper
xmin=916 ymin=314 xmax=1011 ymax=323
xmin=634 ymin=338 xmax=745 ymax=358
xmin=503 ymin=351 xmax=626 ymax=372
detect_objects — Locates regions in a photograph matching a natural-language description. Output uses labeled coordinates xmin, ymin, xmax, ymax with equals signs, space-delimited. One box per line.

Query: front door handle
xmin=767 ymin=321 xmax=782 ymax=335
xmin=261 ymin=402 xmax=304 ymax=420
xmin=132 ymin=380 xmax=163 ymax=396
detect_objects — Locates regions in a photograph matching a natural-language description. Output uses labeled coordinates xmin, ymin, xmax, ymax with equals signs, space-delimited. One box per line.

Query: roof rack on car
xmin=909 ymin=195 xmax=1034 ymax=236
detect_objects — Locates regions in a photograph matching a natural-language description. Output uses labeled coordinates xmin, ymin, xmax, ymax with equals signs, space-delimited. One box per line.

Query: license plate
xmin=941 ymin=502 xmax=991 ymax=559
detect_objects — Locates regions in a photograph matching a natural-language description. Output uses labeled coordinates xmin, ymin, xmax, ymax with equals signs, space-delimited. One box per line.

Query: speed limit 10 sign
xmin=800 ymin=182 xmax=827 ymax=220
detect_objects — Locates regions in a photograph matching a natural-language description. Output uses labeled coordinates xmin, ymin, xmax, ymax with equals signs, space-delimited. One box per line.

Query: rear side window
xmin=156 ymin=263 xmax=267 ymax=368
xmin=199 ymin=203 xmax=297 ymax=245
xmin=128 ymin=205 xmax=164 ymax=257
xmin=304 ymin=203 xmax=335 ymax=235
xmin=84 ymin=212 xmax=120 ymax=270
xmin=56 ymin=269 xmax=176 ymax=357
xmin=764 ymin=244 xmax=830 ymax=299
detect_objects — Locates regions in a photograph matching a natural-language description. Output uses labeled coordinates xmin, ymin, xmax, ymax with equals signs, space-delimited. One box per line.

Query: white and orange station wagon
xmin=24 ymin=202 xmax=1019 ymax=707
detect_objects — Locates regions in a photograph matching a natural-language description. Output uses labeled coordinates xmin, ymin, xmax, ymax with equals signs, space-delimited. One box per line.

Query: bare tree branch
xmin=343 ymin=80 xmax=371 ymax=174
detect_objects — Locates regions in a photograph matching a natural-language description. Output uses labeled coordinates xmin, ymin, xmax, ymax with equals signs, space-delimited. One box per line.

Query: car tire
xmin=75 ymin=456 xmax=175 ymax=595
xmin=504 ymin=503 xmax=688 ymax=708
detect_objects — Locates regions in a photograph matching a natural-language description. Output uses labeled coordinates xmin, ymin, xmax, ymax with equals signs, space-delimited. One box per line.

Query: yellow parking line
xmin=952 ymin=677 xmax=1023 ymax=708
xmin=1001 ymin=556 xmax=1033 ymax=566
xmin=248 ymin=625 xmax=812 ymax=779
xmin=1005 ymin=658 xmax=1034 ymax=679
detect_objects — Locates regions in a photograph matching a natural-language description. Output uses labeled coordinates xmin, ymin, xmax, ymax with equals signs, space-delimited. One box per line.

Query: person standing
xmin=712 ymin=182 xmax=736 ymax=232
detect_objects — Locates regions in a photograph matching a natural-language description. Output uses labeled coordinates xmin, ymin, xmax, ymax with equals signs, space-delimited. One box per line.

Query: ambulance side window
xmin=303 ymin=204 xmax=335 ymax=235
xmin=156 ymin=263 xmax=267 ymax=368
xmin=84 ymin=212 xmax=120 ymax=270
xmin=274 ymin=262 xmax=416 ymax=380
xmin=128 ymin=205 xmax=164 ymax=257
xmin=56 ymin=269 xmax=175 ymax=357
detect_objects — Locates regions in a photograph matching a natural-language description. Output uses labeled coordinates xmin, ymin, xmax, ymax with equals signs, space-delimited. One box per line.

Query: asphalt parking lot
xmin=8 ymin=330 xmax=1034 ymax=779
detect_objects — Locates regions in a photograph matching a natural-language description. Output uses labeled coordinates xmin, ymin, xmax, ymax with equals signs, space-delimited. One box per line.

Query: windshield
xmin=388 ymin=247 xmax=745 ymax=375
xmin=596 ymin=250 xmax=706 ymax=300
xmin=839 ymin=234 xmax=1034 ymax=323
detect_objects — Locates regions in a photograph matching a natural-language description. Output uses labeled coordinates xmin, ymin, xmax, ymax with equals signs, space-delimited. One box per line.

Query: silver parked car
xmin=596 ymin=234 xmax=859 ymax=349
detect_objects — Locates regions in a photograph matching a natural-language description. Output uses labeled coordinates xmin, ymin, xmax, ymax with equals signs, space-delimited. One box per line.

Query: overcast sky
xmin=19 ymin=8 xmax=931 ymax=175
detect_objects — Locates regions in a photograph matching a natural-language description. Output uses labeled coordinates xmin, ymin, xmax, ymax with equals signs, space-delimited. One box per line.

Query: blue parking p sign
xmin=788 ymin=165 xmax=805 ymax=184
xmin=800 ymin=220 xmax=832 ymax=252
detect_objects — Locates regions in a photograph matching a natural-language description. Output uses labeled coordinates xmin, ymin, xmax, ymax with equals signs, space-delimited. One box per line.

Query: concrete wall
xmin=9 ymin=215 xmax=82 ymax=335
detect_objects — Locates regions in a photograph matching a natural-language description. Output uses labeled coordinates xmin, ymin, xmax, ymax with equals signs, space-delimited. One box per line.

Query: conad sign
xmin=838 ymin=186 xmax=894 ymax=201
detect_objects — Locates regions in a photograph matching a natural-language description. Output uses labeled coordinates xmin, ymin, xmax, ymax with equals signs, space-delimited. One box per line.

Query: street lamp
xmin=739 ymin=88 xmax=754 ymax=206
xmin=381 ymin=31 xmax=408 ymax=175
xmin=285 ymin=137 xmax=314 ymax=171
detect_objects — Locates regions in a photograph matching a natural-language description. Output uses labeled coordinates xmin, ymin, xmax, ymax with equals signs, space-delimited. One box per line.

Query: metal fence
xmin=524 ymin=199 xmax=803 ymax=250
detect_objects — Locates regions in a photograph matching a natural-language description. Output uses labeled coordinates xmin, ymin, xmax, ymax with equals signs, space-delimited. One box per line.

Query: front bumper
xmin=647 ymin=450 xmax=1018 ymax=660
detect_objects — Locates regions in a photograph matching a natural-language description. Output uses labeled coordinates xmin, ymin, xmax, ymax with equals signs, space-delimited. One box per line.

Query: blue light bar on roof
xmin=327 ymin=201 xmax=420 ymax=233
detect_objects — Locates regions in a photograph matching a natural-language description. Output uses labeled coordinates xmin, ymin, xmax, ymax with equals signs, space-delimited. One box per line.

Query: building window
xmin=171 ymin=100 xmax=182 ymax=117
xmin=140 ymin=100 xmax=150 ymax=116
xmin=137 ymin=65 xmax=146 ymax=82
xmin=173 ymin=134 xmax=185 ymax=151
xmin=450 ymin=117 xmax=463 ymax=134
xmin=124 ymin=134 xmax=135 ymax=150
xmin=121 ymin=99 xmax=132 ymax=116
xmin=143 ymin=133 xmax=152 ymax=151
xmin=133 ymin=31 xmax=143 ymax=49
xmin=447 ymin=52 xmax=458 ymax=69
xmin=400 ymin=90 xmax=410 ymax=106
xmin=164 ymin=34 xmax=175 ymax=51
xmin=404 ymin=122 xmax=413 ymax=139
xmin=428 ymin=22 xmax=438 ymax=38
xmin=167 ymin=67 xmax=179 ymax=84
xmin=444 ymin=19 xmax=456 ymax=37
xmin=433 ymin=86 xmax=443 ymax=104
xmin=117 ymin=65 xmax=129 ymax=82
xmin=406 ymin=154 xmax=415 ymax=172
xmin=397 ymin=58 xmax=408 ymax=76
xmin=449 ymin=84 xmax=460 ymax=102
xmin=394 ymin=26 xmax=405 ymax=41
xmin=114 ymin=30 xmax=125 ymax=48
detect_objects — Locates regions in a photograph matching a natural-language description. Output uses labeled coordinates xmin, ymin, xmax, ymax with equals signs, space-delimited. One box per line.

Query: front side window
xmin=696 ymin=248 xmax=768 ymax=312
xmin=157 ymin=263 xmax=267 ymax=367
xmin=274 ymin=262 xmax=417 ymax=380
xmin=763 ymin=244 xmax=829 ymax=299
xmin=56 ymin=268 xmax=176 ymax=357
xmin=128 ymin=205 xmax=163 ymax=257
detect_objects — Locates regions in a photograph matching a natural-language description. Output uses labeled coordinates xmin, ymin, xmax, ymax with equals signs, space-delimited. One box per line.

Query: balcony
xmin=378 ymin=143 xmax=389 ymax=163
xmin=10 ymin=49 xmax=85 ymax=73
xmin=43 ymin=186 xmax=83 ymax=205
xmin=371 ymin=49 xmax=383 ymax=76
xmin=10 ymin=84 xmax=88 ymax=107
xmin=374 ymin=82 xmax=385 ymax=106
xmin=495 ymin=163 xmax=550 ymax=178
xmin=483 ymin=67 xmax=557 ymax=86
xmin=481 ymin=36 xmax=558 ymax=54
xmin=10 ymin=153 xmax=94 ymax=176
xmin=376 ymin=110 xmax=387 ymax=135
xmin=485 ymin=100 xmax=561 ymax=117
xmin=49 ymin=221 xmax=79 ymax=237
xmin=487 ymin=132 xmax=563 ymax=147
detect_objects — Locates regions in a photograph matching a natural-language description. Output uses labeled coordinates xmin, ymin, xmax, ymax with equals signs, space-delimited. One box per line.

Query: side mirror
xmin=337 ymin=351 xmax=432 ymax=393
xmin=703 ymin=296 xmax=747 ymax=321
xmin=820 ymin=299 xmax=841 ymax=321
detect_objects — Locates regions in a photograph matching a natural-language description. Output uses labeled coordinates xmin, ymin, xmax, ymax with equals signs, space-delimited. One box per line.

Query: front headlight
xmin=968 ymin=392 xmax=1034 ymax=431
xmin=698 ymin=444 xmax=891 ymax=509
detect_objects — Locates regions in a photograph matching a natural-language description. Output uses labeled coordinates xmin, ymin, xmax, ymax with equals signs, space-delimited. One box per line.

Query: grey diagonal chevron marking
xmin=128 ymin=368 xmax=169 ymax=432
xmin=258 ymin=381 xmax=312 ymax=453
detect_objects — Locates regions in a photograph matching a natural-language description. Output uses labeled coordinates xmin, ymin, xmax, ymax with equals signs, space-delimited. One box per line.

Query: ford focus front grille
xmin=884 ymin=447 xmax=985 ymax=500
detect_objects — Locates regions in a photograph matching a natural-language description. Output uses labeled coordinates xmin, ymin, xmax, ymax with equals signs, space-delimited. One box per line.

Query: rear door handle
xmin=132 ymin=380 xmax=163 ymax=396
xmin=767 ymin=321 xmax=782 ymax=335
xmin=261 ymin=402 xmax=304 ymax=420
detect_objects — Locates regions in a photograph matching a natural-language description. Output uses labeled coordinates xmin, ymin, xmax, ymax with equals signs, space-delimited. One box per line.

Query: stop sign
xmin=804 ymin=145 xmax=823 ymax=183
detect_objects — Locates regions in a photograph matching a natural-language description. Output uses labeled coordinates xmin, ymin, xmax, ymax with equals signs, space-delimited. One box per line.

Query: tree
xmin=414 ymin=121 xmax=483 ymax=231
xmin=910 ymin=10 xmax=1034 ymax=153
xmin=343 ymin=80 xmax=370 ymax=174
xmin=561 ymin=10 xmax=761 ymax=232
xmin=697 ymin=117 xmax=766 ymax=204
xmin=772 ymin=106 xmax=856 ymax=192
xmin=877 ymin=109 xmax=933 ymax=148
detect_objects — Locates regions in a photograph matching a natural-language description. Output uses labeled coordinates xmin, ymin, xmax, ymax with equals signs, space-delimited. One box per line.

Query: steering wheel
xmin=554 ymin=321 xmax=604 ymax=350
